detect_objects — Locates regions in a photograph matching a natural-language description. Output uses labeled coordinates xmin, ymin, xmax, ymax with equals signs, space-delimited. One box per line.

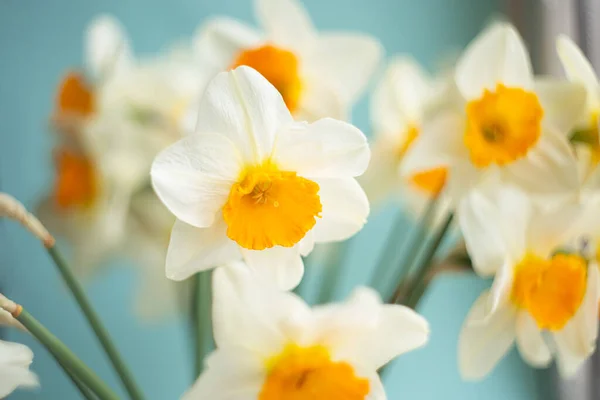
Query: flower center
xmin=56 ymin=71 xmax=96 ymax=117
xmin=53 ymin=148 xmax=99 ymax=210
xmin=222 ymin=162 xmax=321 ymax=250
xmin=464 ymin=84 xmax=543 ymax=168
xmin=232 ymin=44 xmax=302 ymax=113
xmin=397 ymin=125 xmax=448 ymax=196
xmin=259 ymin=344 xmax=370 ymax=400
xmin=511 ymin=253 xmax=587 ymax=331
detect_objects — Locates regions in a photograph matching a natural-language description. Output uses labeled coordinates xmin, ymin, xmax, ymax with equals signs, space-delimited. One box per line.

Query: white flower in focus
xmin=402 ymin=22 xmax=586 ymax=209
xmin=362 ymin=57 xmax=450 ymax=217
xmin=458 ymin=187 xmax=599 ymax=379
xmin=183 ymin=262 xmax=429 ymax=399
xmin=0 ymin=340 xmax=38 ymax=397
xmin=151 ymin=66 xmax=370 ymax=290
xmin=194 ymin=0 xmax=382 ymax=121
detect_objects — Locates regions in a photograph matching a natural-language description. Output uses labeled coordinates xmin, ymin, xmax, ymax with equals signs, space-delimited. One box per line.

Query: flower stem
xmin=15 ymin=307 xmax=118 ymax=400
xmin=403 ymin=212 xmax=455 ymax=308
xmin=51 ymin=350 xmax=97 ymax=400
xmin=47 ymin=245 xmax=143 ymax=400
xmin=316 ymin=240 xmax=351 ymax=304
xmin=191 ymin=270 xmax=213 ymax=378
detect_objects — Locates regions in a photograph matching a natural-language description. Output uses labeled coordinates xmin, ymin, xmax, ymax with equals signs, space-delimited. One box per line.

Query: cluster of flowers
xmin=3 ymin=0 xmax=600 ymax=397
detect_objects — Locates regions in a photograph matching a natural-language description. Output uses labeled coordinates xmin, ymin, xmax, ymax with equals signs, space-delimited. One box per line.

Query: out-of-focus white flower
xmin=151 ymin=66 xmax=370 ymax=290
xmin=194 ymin=0 xmax=382 ymax=121
xmin=458 ymin=187 xmax=599 ymax=379
xmin=0 ymin=340 xmax=38 ymax=397
xmin=402 ymin=22 xmax=586 ymax=210
xmin=183 ymin=262 xmax=429 ymax=399
xmin=362 ymin=57 xmax=451 ymax=218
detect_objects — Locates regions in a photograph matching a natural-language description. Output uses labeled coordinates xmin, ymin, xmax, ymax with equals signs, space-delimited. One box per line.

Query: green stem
xmin=404 ymin=213 xmax=455 ymax=308
xmin=316 ymin=240 xmax=350 ymax=304
xmin=56 ymin=356 xmax=97 ymax=400
xmin=47 ymin=246 xmax=143 ymax=400
xmin=386 ymin=196 xmax=440 ymax=303
xmin=191 ymin=270 xmax=213 ymax=378
xmin=16 ymin=308 xmax=118 ymax=400
xmin=369 ymin=210 xmax=405 ymax=295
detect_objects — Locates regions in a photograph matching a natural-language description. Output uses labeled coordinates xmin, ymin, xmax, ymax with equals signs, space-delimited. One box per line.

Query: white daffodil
xmin=193 ymin=0 xmax=382 ymax=121
xmin=458 ymin=187 xmax=599 ymax=379
xmin=0 ymin=340 xmax=38 ymax=397
xmin=402 ymin=22 xmax=586 ymax=210
xmin=151 ymin=66 xmax=370 ymax=290
xmin=183 ymin=262 xmax=429 ymax=399
xmin=362 ymin=56 xmax=451 ymax=217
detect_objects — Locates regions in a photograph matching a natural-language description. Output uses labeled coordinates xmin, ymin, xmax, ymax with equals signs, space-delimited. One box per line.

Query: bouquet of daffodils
xmin=3 ymin=0 xmax=600 ymax=398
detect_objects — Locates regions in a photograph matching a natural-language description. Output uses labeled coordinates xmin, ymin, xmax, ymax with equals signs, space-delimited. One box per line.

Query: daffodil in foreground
xmin=0 ymin=340 xmax=39 ymax=397
xmin=194 ymin=0 xmax=382 ymax=120
xmin=402 ymin=22 xmax=585 ymax=208
xmin=151 ymin=66 xmax=370 ymax=289
xmin=362 ymin=56 xmax=449 ymax=214
xmin=183 ymin=262 xmax=429 ymax=399
xmin=459 ymin=188 xmax=599 ymax=379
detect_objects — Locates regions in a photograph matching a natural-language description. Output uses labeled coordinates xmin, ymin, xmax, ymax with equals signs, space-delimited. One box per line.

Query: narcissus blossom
xmin=194 ymin=0 xmax=382 ymax=121
xmin=0 ymin=340 xmax=38 ymax=397
xmin=459 ymin=187 xmax=599 ymax=379
xmin=183 ymin=262 xmax=429 ymax=399
xmin=151 ymin=66 xmax=370 ymax=290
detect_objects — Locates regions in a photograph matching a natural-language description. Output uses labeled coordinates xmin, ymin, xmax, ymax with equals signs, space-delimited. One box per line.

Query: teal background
xmin=0 ymin=0 xmax=549 ymax=399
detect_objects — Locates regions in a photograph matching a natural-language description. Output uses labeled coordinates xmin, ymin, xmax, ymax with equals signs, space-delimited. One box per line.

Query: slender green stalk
xmin=404 ymin=213 xmax=455 ymax=308
xmin=316 ymin=240 xmax=351 ymax=304
xmin=386 ymin=196 xmax=440 ymax=303
xmin=16 ymin=308 xmax=118 ymax=400
xmin=47 ymin=246 xmax=143 ymax=400
xmin=369 ymin=210 xmax=405 ymax=295
xmin=191 ymin=270 xmax=213 ymax=378
xmin=53 ymin=354 xmax=97 ymax=400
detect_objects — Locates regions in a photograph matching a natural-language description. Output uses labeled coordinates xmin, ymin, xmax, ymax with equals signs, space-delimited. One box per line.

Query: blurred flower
xmin=151 ymin=66 xmax=370 ymax=290
xmin=183 ymin=262 xmax=429 ymax=399
xmin=402 ymin=22 xmax=586 ymax=209
xmin=459 ymin=187 xmax=599 ymax=379
xmin=194 ymin=0 xmax=382 ymax=121
xmin=362 ymin=57 xmax=451 ymax=216
xmin=0 ymin=340 xmax=39 ymax=397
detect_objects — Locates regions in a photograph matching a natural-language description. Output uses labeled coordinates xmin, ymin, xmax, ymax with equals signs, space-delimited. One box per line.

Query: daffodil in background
xmin=194 ymin=0 xmax=382 ymax=121
xmin=0 ymin=340 xmax=39 ymax=398
xmin=151 ymin=66 xmax=370 ymax=290
xmin=459 ymin=187 xmax=599 ymax=379
xmin=183 ymin=261 xmax=429 ymax=399
xmin=362 ymin=56 xmax=450 ymax=216
xmin=401 ymin=22 xmax=586 ymax=211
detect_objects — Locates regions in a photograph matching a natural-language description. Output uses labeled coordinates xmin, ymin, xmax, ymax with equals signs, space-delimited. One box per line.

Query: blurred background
xmin=0 ymin=0 xmax=595 ymax=398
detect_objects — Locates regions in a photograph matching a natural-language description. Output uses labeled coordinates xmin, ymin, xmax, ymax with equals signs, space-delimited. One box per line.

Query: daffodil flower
xmin=183 ymin=262 xmax=429 ymax=399
xmin=193 ymin=0 xmax=382 ymax=121
xmin=151 ymin=66 xmax=370 ymax=290
xmin=362 ymin=57 xmax=451 ymax=216
xmin=402 ymin=22 xmax=586 ymax=209
xmin=0 ymin=340 xmax=38 ymax=397
xmin=459 ymin=187 xmax=599 ymax=379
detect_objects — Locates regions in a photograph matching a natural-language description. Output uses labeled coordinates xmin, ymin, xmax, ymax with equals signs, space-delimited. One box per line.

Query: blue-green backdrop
xmin=0 ymin=0 xmax=550 ymax=398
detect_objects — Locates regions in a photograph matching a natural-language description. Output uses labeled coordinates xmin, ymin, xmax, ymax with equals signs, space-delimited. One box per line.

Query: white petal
xmin=458 ymin=291 xmax=517 ymax=380
xmin=557 ymin=35 xmax=600 ymax=108
xmin=305 ymin=34 xmax=383 ymax=104
xmin=488 ymin=259 xmax=515 ymax=314
xmin=294 ymin=78 xmax=346 ymax=121
xmin=241 ymin=246 xmax=304 ymax=291
xmin=505 ymin=127 xmax=579 ymax=199
xmin=212 ymin=262 xmax=310 ymax=351
xmin=255 ymin=0 xmax=316 ymax=50
xmin=401 ymin=111 xmax=466 ymax=176
xmin=365 ymin=370 xmax=387 ymax=400
xmin=85 ymin=14 xmax=132 ymax=81
xmin=456 ymin=22 xmax=533 ymax=99
xmin=274 ymin=119 xmax=370 ymax=178
xmin=535 ymin=78 xmax=587 ymax=133
xmin=526 ymin=202 xmax=582 ymax=257
xmin=193 ymin=17 xmax=262 ymax=72
xmin=182 ymin=348 xmax=263 ymax=400
xmin=165 ymin=218 xmax=240 ymax=281
xmin=311 ymin=178 xmax=369 ymax=243
xmin=151 ymin=133 xmax=243 ymax=228
xmin=196 ymin=66 xmax=293 ymax=163
xmin=313 ymin=287 xmax=429 ymax=370
xmin=516 ymin=312 xmax=552 ymax=367
xmin=0 ymin=341 xmax=38 ymax=398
